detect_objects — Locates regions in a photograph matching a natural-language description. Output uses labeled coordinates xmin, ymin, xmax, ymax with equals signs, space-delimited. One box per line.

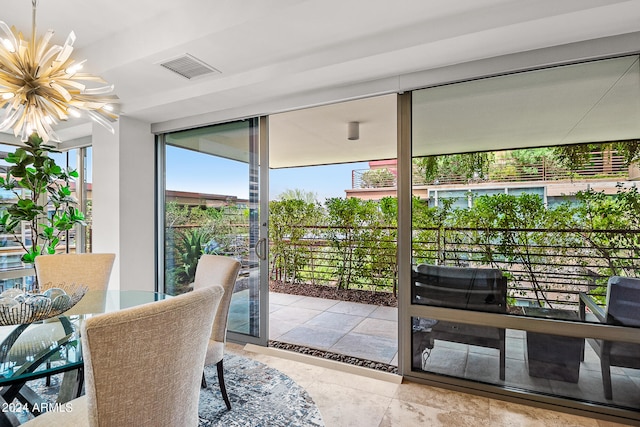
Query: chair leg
xmin=217 ymin=360 xmax=231 ymax=410
xmin=601 ymin=356 xmax=613 ymax=400
xmin=499 ymin=330 xmax=506 ymax=381
xmin=201 ymin=372 xmax=207 ymax=389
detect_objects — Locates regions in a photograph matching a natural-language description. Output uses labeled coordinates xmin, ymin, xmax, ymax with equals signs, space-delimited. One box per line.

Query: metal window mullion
xmin=397 ymin=92 xmax=412 ymax=376
xmin=155 ymin=134 xmax=166 ymax=294
xmin=408 ymin=304 xmax=640 ymax=344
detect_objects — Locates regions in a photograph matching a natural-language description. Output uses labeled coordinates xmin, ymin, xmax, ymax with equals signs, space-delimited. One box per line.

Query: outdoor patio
xmin=267 ymin=291 xmax=640 ymax=411
xmin=269 ymin=292 xmax=398 ymax=366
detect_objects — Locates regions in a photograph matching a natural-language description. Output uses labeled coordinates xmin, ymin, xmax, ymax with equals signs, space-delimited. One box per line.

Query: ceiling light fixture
xmin=347 ymin=121 xmax=359 ymax=141
xmin=0 ymin=0 xmax=119 ymax=143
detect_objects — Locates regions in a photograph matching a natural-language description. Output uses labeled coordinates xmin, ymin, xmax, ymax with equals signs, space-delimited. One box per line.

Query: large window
xmin=409 ymin=56 xmax=640 ymax=416
xmin=0 ymin=143 xmax=89 ymax=290
xmin=162 ymin=120 xmax=263 ymax=338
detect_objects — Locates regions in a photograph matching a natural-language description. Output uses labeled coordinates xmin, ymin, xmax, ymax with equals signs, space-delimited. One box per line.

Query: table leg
xmin=0 ymin=394 xmax=23 ymax=427
xmin=57 ymin=369 xmax=84 ymax=404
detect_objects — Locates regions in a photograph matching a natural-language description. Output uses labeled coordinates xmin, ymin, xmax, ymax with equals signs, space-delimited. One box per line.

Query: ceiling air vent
xmin=159 ymin=54 xmax=220 ymax=80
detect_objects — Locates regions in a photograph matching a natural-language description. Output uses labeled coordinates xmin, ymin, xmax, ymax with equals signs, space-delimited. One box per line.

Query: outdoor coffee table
xmin=522 ymin=306 xmax=585 ymax=383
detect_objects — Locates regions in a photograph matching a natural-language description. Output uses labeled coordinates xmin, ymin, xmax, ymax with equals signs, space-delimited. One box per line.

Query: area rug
xmin=16 ymin=353 xmax=324 ymax=426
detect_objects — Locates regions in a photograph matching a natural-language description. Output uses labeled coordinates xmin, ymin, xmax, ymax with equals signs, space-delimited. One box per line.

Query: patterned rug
xmin=16 ymin=353 xmax=324 ymax=426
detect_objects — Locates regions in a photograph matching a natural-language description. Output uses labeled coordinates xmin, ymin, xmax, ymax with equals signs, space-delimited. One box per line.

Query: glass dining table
xmin=0 ymin=290 xmax=171 ymax=426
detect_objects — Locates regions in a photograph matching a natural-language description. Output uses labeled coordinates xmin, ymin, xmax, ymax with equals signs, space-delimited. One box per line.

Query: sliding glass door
xmin=161 ymin=119 xmax=266 ymax=342
xmin=405 ymin=55 xmax=640 ymax=421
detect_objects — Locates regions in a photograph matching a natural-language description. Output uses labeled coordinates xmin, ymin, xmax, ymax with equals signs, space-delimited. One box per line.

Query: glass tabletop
xmin=0 ymin=290 xmax=171 ymax=386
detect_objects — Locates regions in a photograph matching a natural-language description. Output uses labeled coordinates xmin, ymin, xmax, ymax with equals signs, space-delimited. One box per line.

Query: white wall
xmin=91 ymin=116 xmax=156 ymax=291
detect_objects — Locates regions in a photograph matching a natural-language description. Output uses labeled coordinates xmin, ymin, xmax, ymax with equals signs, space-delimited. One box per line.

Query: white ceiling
xmin=1 ymin=0 xmax=640 ymax=159
xmin=413 ymin=55 xmax=640 ymax=156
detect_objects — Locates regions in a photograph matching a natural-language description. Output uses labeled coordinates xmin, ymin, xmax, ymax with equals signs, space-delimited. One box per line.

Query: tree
xmin=269 ymin=198 xmax=323 ymax=284
xmin=276 ymin=189 xmax=319 ymax=204
xmin=360 ymin=168 xmax=395 ymax=188
xmin=573 ymin=185 xmax=640 ymax=279
xmin=325 ymin=197 xmax=380 ymax=290
xmin=0 ymin=133 xmax=85 ymax=265
xmin=553 ymin=140 xmax=640 ymax=170
xmin=414 ymin=152 xmax=494 ymax=184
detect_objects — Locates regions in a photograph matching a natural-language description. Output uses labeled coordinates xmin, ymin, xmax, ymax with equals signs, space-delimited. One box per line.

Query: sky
xmin=0 ymin=142 xmax=367 ymax=203
xmin=165 ymin=145 xmax=368 ymax=202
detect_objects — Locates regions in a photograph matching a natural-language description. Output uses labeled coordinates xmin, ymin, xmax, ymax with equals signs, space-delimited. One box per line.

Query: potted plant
xmin=0 ymin=133 xmax=85 ymax=283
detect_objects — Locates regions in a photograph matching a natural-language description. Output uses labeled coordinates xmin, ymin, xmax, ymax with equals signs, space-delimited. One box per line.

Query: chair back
xmin=605 ymin=276 xmax=640 ymax=327
xmin=81 ymin=286 xmax=224 ymax=427
xmin=35 ymin=253 xmax=116 ymax=291
xmin=412 ymin=264 xmax=507 ymax=313
xmin=193 ymin=255 xmax=241 ymax=343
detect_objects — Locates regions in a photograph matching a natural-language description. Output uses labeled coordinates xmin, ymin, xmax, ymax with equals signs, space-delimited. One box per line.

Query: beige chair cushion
xmin=192 ymin=255 xmax=241 ymax=366
xmin=35 ymin=253 xmax=116 ymax=292
xmin=20 ymin=395 xmax=88 ymax=426
xmin=23 ymin=285 xmax=224 ymax=427
xmin=205 ymin=339 xmax=225 ymax=365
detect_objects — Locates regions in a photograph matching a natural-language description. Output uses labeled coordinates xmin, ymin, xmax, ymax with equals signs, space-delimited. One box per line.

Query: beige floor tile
xmin=305 ymin=381 xmax=392 ymax=427
xmin=313 ymin=368 xmax=400 ymax=398
xmin=248 ymin=354 xmax=327 ymax=388
xmin=489 ymin=400 xmax=600 ymax=427
xmin=227 ymin=343 xmax=632 ymax=427
xmin=380 ymin=398 xmax=489 ymax=427
xmin=394 ymin=380 xmax=491 ymax=419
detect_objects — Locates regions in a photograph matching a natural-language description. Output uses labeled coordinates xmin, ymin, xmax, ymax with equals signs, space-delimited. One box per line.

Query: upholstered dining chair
xmin=192 ymin=254 xmax=242 ymax=411
xmin=35 ymin=253 xmax=116 ymax=292
xmin=31 ymin=253 xmax=115 ymax=388
xmin=22 ymin=285 xmax=224 ymax=427
xmin=579 ymin=276 xmax=640 ymax=400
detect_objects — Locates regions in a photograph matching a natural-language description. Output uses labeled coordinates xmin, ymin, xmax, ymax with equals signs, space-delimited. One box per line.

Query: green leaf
xmin=22 ymin=247 xmax=40 ymax=264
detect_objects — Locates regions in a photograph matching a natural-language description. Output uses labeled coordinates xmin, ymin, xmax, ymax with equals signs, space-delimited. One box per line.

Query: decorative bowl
xmin=0 ymin=283 xmax=88 ymax=326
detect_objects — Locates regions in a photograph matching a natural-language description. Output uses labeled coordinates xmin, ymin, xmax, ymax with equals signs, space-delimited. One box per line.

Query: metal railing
xmin=270 ymin=224 xmax=639 ymax=309
xmin=352 ymin=151 xmax=628 ymax=189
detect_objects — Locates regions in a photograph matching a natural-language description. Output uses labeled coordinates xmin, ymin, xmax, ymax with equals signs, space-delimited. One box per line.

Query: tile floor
xmin=227 ymin=342 xmax=630 ymax=427
xmin=265 ymin=291 xmax=640 ymax=421
xmin=269 ymin=292 xmax=398 ymax=365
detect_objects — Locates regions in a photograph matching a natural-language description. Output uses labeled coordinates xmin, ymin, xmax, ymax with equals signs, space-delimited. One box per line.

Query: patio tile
xmin=465 ymin=352 xmax=501 ymax=382
xmin=278 ymin=325 xmax=345 ymax=350
xmin=269 ymin=306 xmax=322 ymax=324
xmin=291 ymin=296 xmax=340 ymax=311
xmin=468 ymin=345 xmax=501 ymax=357
xmin=327 ymin=301 xmax=377 ymax=317
xmin=504 ymin=357 xmax=551 ymax=390
xmin=506 ymin=328 xmax=525 ymax=339
xmin=269 ymin=303 xmax=286 ymax=313
xmin=548 ymin=368 xmax=608 ymax=401
xmin=505 ymin=335 xmax=525 ymax=361
xmin=269 ymin=319 xmax=298 ymax=340
xmin=624 ymin=367 xmax=640 ymax=378
xmin=330 ymin=332 xmax=397 ymax=364
xmin=368 ymin=306 xmax=397 ymax=321
xmin=269 ymin=292 xmax=306 ymax=306
xmin=423 ymin=347 xmax=467 ymax=377
xmin=305 ymin=311 xmax=365 ymax=333
xmin=351 ymin=318 xmax=397 ymax=341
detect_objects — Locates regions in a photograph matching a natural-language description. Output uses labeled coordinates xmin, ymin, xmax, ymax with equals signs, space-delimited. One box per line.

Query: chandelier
xmin=0 ymin=0 xmax=119 ymax=143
